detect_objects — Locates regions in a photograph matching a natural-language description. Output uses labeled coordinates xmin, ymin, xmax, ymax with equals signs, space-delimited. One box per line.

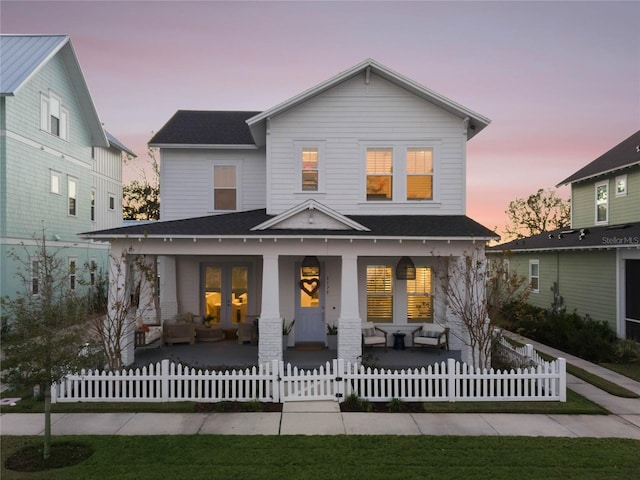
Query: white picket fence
xmin=52 ymin=348 xmax=566 ymax=404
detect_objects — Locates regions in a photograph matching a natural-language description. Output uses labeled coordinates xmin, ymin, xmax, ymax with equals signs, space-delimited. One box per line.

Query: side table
xmin=393 ymin=332 xmax=406 ymax=350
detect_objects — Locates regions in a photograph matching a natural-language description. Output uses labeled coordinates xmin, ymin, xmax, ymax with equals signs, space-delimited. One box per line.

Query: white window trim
xmin=90 ymin=189 xmax=96 ymax=222
xmin=40 ymin=91 xmax=69 ymax=140
xmin=294 ymin=141 xmax=326 ymax=194
xmin=361 ymin=141 xmax=440 ymax=204
xmin=50 ymin=170 xmax=61 ymax=195
xmin=68 ymin=257 xmax=77 ymax=291
xmin=529 ymin=259 xmax=540 ymax=294
xmin=406 ymin=146 xmax=435 ymax=201
xmin=31 ymin=257 xmax=40 ymax=296
xmin=595 ymin=180 xmax=609 ymax=225
xmin=210 ymin=162 xmax=242 ymax=212
xmin=68 ymin=176 xmax=78 ymax=217
xmin=615 ymin=174 xmax=628 ymax=197
xmin=108 ymin=193 xmax=116 ymax=211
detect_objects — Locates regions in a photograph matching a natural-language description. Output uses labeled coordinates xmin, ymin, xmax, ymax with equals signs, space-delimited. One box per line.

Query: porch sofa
xmin=411 ymin=323 xmax=449 ymax=351
xmin=163 ymin=320 xmax=196 ymax=345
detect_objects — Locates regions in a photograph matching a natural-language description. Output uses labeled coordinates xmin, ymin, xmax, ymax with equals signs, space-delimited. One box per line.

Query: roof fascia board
xmin=148 ymin=143 xmax=258 ymax=150
xmin=83 ymin=232 xmax=496 ymax=242
xmin=59 ymin=41 xmax=109 ymax=148
xmin=490 ymin=245 xmax=639 ymax=254
xmin=556 ymin=161 xmax=640 ymax=187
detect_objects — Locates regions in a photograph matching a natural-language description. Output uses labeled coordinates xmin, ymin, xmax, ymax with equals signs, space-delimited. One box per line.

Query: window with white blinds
xmin=366 ymin=265 xmax=393 ymax=322
xmin=407 ymin=267 xmax=433 ymax=322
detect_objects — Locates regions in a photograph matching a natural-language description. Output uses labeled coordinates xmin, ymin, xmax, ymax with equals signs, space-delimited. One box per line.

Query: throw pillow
xmin=363 ymin=327 xmax=376 ymax=337
xmin=421 ymin=330 xmax=441 ymax=338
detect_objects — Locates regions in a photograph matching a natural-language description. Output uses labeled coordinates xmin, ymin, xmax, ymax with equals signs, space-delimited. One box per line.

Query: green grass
xmin=601 ymin=363 xmax=640 ymax=382
xmin=2 ymin=436 xmax=638 ymax=480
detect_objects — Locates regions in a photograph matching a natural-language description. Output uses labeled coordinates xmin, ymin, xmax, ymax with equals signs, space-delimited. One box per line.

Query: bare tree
xmin=91 ymin=248 xmax=158 ymax=370
xmin=1 ymin=233 xmax=94 ymax=460
xmin=123 ymin=146 xmax=160 ymax=221
xmin=504 ymin=188 xmax=570 ymax=240
xmin=439 ymin=247 xmax=530 ymax=370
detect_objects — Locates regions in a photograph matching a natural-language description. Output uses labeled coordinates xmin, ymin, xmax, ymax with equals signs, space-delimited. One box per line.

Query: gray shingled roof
xmin=557 ymin=130 xmax=640 ymax=186
xmin=490 ymin=221 xmax=640 ymax=252
xmin=84 ymin=209 xmax=496 ymax=239
xmin=149 ymin=110 xmax=261 ymax=146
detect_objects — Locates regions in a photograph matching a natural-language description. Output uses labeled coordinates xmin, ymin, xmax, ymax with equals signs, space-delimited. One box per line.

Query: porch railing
xmin=52 ymin=349 xmax=566 ymax=403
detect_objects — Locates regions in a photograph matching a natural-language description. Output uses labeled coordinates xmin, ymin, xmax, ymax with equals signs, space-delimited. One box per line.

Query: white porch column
xmin=338 ymin=254 xmax=362 ymax=363
xmin=107 ymin=248 xmax=135 ymax=367
xmin=447 ymin=255 xmax=473 ymax=366
xmin=159 ymin=255 xmax=178 ymax=321
xmin=136 ymin=254 xmax=159 ymax=325
xmin=258 ymin=254 xmax=282 ymax=364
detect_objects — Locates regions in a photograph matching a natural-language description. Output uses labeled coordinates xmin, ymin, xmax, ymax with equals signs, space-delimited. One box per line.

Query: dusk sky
xmin=2 ymin=1 xmax=638 ymax=235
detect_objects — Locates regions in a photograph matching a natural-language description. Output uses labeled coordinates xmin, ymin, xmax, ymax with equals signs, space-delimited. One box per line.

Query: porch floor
xmin=132 ymin=340 xmax=461 ymax=370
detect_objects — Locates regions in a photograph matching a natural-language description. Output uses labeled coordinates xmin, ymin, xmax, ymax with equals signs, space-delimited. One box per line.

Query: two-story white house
xmin=85 ymin=59 xmax=495 ymax=366
xmin=0 ymin=35 xmax=134 ymax=305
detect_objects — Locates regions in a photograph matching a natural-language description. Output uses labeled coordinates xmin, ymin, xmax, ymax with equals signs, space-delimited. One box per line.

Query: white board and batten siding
xmin=160 ymin=148 xmax=266 ymax=221
xmin=267 ymin=73 xmax=468 ymax=216
xmin=91 ymin=145 xmax=123 ymax=231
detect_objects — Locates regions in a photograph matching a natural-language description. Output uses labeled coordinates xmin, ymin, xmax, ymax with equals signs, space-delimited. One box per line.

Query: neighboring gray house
xmin=85 ymin=59 xmax=496 ymax=366
xmin=0 ymin=35 xmax=134 ymax=302
xmin=491 ymin=130 xmax=640 ymax=341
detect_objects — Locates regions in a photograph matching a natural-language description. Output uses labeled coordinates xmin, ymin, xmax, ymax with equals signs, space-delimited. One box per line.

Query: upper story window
xmin=50 ymin=170 xmax=61 ymax=194
xmin=40 ymin=91 xmax=69 ymax=140
xmin=301 ymin=148 xmax=319 ymax=191
xmin=68 ymin=177 xmax=77 ymax=216
xmin=595 ymin=180 xmax=608 ymax=224
xmin=214 ymin=165 xmax=237 ymax=210
xmin=529 ymin=259 xmax=539 ymax=293
xmin=366 ymin=148 xmax=393 ymax=201
xmin=406 ymin=148 xmax=433 ymax=200
xmin=615 ymin=175 xmax=627 ymax=197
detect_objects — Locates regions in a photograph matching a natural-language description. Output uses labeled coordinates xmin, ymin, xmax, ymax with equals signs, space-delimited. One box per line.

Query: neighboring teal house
xmin=490 ymin=130 xmax=640 ymax=341
xmin=0 ymin=35 xmax=134 ymax=302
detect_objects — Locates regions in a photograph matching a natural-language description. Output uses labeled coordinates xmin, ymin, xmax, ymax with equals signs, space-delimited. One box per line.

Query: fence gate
xmin=278 ymin=359 xmax=343 ymax=402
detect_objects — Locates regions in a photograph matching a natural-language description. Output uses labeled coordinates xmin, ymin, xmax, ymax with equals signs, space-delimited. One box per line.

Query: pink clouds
xmin=2 ymin=1 xmax=638 ymax=236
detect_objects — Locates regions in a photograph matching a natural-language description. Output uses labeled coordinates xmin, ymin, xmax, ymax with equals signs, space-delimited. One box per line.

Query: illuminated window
xmin=406 ymin=148 xmax=433 ymax=200
xmin=407 ymin=267 xmax=433 ymax=322
xmin=214 ymin=166 xmax=237 ymax=210
xmin=301 ymin=148 xmax=318 ymax=191
xmin=366 ymin=265 xmax=393 ymax=322
xmin=366 ymin=148 xmax=393 ymax=201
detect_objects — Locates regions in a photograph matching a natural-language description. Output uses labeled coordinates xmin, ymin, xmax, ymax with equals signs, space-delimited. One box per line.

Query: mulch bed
xmin=340 ymin=402 xmax=425 ymax=413
xmin=194 ymin=402 xmax=283 ymax=413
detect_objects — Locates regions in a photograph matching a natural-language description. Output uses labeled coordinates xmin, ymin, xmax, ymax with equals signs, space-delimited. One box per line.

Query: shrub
xmin=386 ymin=397 xmax=407 ymax=413
xmin=501 ymin=303 xmax=616 ymax=363
xmin=613 ymin=339 xmax=640 ymax=364
xmin=342 ymin=392 xmax=373 ymax=412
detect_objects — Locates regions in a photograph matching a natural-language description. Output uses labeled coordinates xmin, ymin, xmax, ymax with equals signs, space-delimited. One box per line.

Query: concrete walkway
xmin=2 ymin=334 xmax=640 ymax=438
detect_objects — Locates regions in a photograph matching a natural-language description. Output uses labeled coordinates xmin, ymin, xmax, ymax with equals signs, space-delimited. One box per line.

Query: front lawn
xmin=2 ymin=436 xmax=639 ymax=480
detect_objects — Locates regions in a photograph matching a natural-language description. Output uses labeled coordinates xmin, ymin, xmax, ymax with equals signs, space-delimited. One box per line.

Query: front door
xmin=295 ymin=262 xmax=325 ymax=343
xmin=203 ymin=264 xmax=249 ymax=328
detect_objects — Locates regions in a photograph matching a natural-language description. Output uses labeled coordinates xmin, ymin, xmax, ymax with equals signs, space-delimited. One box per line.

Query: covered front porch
xmin=132 ymin=338 xmax=462 ymax=371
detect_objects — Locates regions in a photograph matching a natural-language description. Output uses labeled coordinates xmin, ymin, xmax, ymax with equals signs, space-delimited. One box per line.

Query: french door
xmin=203 ymin=264 xmax=249 ymax=328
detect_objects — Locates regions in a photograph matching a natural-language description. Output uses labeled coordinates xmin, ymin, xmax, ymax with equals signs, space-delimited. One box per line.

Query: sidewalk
xmin=2 ymin=336 xmax=640 ymax=439
xmin=2 ymin=400 xmax=640 ymax=438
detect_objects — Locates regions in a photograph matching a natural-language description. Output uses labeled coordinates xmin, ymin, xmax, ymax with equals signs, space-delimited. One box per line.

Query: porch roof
xmin=489 ymin=221 xmax=640 ymax=253
xmin=83 ymin=209 xmax=496 ymax=240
